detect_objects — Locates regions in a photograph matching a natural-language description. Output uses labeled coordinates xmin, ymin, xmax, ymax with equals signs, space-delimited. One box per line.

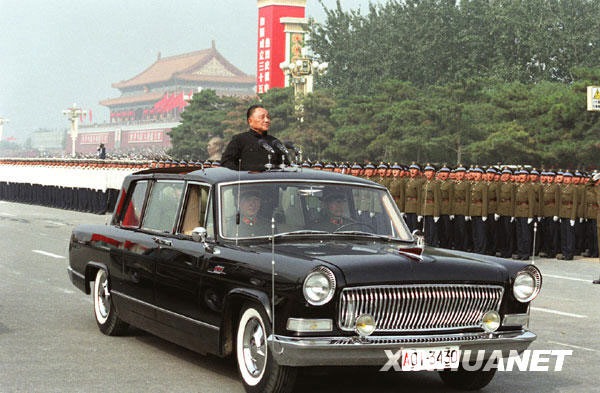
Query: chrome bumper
xmin=268 ymin=330 xmax=536 ymax=367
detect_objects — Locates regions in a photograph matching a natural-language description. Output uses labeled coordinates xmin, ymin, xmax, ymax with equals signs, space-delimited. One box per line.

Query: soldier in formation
xmin=299 ymin=160 xmax=598 ymax=260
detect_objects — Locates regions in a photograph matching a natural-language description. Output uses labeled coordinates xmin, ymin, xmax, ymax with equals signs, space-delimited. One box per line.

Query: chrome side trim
xmin=67 ymin=266 xmax=85 ymax=280
xmin=111 ymin=290 xmax=219 ymax=331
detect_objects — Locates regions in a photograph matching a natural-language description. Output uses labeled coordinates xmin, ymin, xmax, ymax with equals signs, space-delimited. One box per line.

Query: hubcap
xmin=96 ymin=274 xmax=110 ymax=318
xmin=242 ymin=318 xmax=266 ymax=377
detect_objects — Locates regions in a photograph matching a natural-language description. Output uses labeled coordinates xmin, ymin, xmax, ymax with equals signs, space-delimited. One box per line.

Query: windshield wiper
xmin=332 ymin=231 xmax=394 ymax=240
xmin=273 ymin=230 xmax=330 ymax=238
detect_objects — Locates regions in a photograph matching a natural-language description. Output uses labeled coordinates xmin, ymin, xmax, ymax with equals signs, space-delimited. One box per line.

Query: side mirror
xmin=411 ymin=229 xmax=425 ymax=247
xmin=191 ymin=227 xmax=207 ymax=243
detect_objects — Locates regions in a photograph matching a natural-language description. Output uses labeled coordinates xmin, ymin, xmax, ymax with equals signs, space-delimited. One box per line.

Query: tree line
xmin=169 ymin=0 xmax=600 ymax=169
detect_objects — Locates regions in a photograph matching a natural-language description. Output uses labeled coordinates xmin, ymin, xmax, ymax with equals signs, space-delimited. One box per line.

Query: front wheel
xmin=93 ymin=269 xmax=128 ymax=336
xmin=438 ymin=366 xmax=497 ymax=390
xmin=236 ymin=304 xmax=297 ymax=393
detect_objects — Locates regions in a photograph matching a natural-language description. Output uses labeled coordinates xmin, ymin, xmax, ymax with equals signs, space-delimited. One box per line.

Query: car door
xmin=153 ymin=182 xmax=219 ymax=351
xmin=117 ymin=179 xmax=185 ymax=321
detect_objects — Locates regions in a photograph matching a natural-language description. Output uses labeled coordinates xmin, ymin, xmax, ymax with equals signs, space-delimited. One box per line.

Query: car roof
xmin=127 ymin=167 xmax=383 ymax=188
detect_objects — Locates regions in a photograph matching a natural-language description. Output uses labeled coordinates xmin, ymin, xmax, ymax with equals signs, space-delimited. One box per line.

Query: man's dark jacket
xmin=221 ymin=130 xmax=286 ymax=171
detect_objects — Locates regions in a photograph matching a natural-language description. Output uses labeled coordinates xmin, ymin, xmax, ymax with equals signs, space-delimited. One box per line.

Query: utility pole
xmin=62 ymin=104 xmax=84 ymax=157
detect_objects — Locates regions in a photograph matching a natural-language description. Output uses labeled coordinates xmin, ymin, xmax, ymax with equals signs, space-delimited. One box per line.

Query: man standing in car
xmin=221 ymin=105 xmax=286 ymax=171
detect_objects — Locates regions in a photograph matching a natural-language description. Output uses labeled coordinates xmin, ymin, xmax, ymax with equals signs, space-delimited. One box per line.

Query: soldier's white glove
xmin=553 ymin=216 xmax=559 ymax=222
xmin=494 ymin=214 xmax=500 ymax=221
xmin=537 ymin=217 xmax=542 ymax=222
xmin=417 ymin=215 xmax=423 ymax=222
xmin=527 ymin=218 xmax=533 ymax=224
xmin=434 ymin=216 xmax=439 ymax=223
xmin=401 ymin=212 xmax=406 ymax=218
xmin=510 ymin=217 xmax=515 ymax=223
xmin=465 ymin=216 xmax=471 ymax=221
xmin=579 ymin=218 xmax=584 ymax=223
xmin=482 ymin=216 xmax=487 ymax=222
xmin=570 ymin=219 xmax=575 ymax=226
xmin=449 ymin=215 xmax=455 ymax=220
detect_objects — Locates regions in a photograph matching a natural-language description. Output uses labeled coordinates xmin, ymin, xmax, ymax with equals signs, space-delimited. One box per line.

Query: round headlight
xmin=481 ymin=310 xmax=500 ymax=333
xmin=355 ymin=314 xmax=376 ymax=336
xmin=303 ymin=267 xmax=336 ymax=306
xmin=513 ymin=266 xmax=542 ymax=303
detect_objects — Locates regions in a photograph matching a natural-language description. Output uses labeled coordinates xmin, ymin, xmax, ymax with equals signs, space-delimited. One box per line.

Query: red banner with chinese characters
xmin=257 ymin=1 xmax=306 ymax=94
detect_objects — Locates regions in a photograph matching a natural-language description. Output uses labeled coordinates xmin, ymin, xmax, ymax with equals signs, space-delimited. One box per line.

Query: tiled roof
xmin=99 ymin=91 xmax=164 ymax=107
xmin=112 ymin=46 xmax=254 ymax=89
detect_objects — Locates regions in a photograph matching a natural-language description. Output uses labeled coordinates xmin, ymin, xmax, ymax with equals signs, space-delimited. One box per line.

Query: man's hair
xmin=246 ymin=104 xmax=265 ymax=121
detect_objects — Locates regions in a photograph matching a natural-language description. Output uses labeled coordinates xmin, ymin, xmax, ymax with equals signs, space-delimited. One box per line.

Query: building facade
xmin=71 ymin=42 xmax=255 ymax=156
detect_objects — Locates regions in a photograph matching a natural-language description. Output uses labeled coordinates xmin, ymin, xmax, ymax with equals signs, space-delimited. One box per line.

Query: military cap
xmin=424 ymin=163 xmax=436 ymax=171
xmin=312 ymin=161 xmax=324 ymax=168
xmin=454 ymin=164 xmax=466 ymax=172
xmin=471 ymin=166 xmax=484 ymax=173
xmin=301 ymin=161 xmax=311 ymax=168
xmin=377 ymin=162 xmax=388 ymax=169
xmin=351 ymin=163 xmax=363 ymax=169
xmin=530 ymin=168 xmax=540 ymax=175
xmin=211 ymin=161 xmax=221 ymax=167
xmin=364 ymin=162 xmax=376 ymax=169
xmin=391 ymin=162 xmax=402 ymax=170
xmin=409 ymin=162 xmax=421 ymax=170
xmin=486 ymin=167 xmax=497 ymax=174
xmin=501 ymin=167 xmax=512 ymax=175
xmin=324 ymin=162 xmax=335 ymax=169
xmin=546 ymin=170 xmax=556 ymax=176
xmin=339 ymin=162 xmax=349 ymax=169
xmin=574 ymin=170 xmax=583 ymax=177
xmin=438 ymin=165 xmax=451 ymax=173
xmin=592 ymin=172 xmax=600 ymax=182
xmin=563 ymin=171 xmax=573 ymax=177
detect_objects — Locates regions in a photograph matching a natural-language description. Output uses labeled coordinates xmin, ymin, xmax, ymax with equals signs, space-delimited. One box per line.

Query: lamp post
xmin=280 ymin=57 xmax=328 ymax=120
xmin=0 ymin=117 xmax=9 ymax=142
xmin=62 ymin=104 xmax=84 ymax=157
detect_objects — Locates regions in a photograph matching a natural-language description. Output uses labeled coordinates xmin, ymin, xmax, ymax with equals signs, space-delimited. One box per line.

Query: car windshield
xmin=219 ymin=181 xmax=411 ymax=240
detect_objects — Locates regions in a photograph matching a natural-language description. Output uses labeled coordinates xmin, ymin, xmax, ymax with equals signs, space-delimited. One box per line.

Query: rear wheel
xmin=236 ymin=304 xmax=297 ymax=393
xmin=438 ymin=366 xmax=497 ymax=390
xmin=93 ymin=269 xmax=128 ymax=336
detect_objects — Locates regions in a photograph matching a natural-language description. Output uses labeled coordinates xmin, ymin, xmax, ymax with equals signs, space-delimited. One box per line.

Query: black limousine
xmin=68 ymin=166 xmax=541 ymax=392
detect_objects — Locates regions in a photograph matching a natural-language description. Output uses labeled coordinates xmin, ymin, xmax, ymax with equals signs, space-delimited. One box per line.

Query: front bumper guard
xmin=268 ymin=330 xmax=536 ymax=367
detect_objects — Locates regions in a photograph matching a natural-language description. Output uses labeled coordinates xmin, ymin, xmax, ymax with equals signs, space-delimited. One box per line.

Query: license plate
xmin=401 ymin=346 xmax=460 ymax=371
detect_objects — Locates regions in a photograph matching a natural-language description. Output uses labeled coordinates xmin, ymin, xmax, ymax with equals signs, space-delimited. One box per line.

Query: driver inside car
xmin=317 ymin=190 xmax=355 ymax=232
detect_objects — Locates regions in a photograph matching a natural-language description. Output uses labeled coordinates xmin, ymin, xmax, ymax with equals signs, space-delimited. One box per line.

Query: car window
xmin=141 ymin=181 xmax=184 ymax=234
xmin=120 ymin=180 xmax=148 ymax=228
xmin=219 ymin=182 xmax=411 ymax=240
xmin=179 ymin=183 xmax=210 ymax=236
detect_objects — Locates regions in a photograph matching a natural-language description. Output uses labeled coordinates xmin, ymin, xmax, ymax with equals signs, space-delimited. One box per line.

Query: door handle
xmin=152 ymin=236 xmax=172 ymax=247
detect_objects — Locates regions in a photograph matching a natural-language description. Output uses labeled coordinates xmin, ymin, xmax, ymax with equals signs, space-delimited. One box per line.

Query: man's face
xmin=455 ymin=171 xmax=465 ymax=181
xmin=529 ymin=175 xmax=539 ymax=182
xmin=240 ymin=195 xmax=261 ymax=217
xmin=547 ymin=176 xmax=554 ymax=183
xmin=555 ymin=175 xmax=563 ymax=183
xmin=377 ymin=168 xmax=386 ymax=177
xmin=472 ymin=172 xmax=482 ymax=181
xmin=572 ymin=177 xmax=580 ymax=185
xmin=563 ymin=176 xmax=572 ymax=184
xmin=248 ymin=108 xmax=271 ymax=133
xmin=424 ymin=170 xmax=434 ymax=180
xmin=409 ymin=169 xmax=418 ymax=177
xmin=364 ymin=168 xmax=374 ymax=177
xmin=326 ymin=198 xmax=345 ymax=217
xmin=437 ymin=172 xmax=448 ymax=181
xmin=392 ymin=169 xmax=400 ymax=177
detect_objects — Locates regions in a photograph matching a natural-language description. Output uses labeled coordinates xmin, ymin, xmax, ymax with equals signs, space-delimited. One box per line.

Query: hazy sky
xmin=0 ymin=0 xmax=385 ymax=142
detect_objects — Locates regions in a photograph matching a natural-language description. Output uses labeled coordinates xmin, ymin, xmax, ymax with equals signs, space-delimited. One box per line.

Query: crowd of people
xmin=299 ymin=160 xmax=599 ymax=261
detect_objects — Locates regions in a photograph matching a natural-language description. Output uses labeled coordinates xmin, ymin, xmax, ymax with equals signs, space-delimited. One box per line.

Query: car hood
xmin=259 ymin=240 xmax=519 ymax=286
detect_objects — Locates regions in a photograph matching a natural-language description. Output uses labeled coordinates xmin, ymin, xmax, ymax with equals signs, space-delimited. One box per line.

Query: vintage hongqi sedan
xmin=68 ymin=165 xmax=541 ymax=393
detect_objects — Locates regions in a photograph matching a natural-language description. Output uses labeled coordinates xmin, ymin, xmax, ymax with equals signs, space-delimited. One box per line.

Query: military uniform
xmin=468 ymin=173 xmax=488 ymax=254
xmin=514 ymin=177 xmax=535 ymax=260
xmin=389 ymin=176 xmax=406 ymax=212
xmin=403 ymin=164 xmax=423 ymax=232
xmin=583 ymin=182 xmax=599 ymax=257
xmin=485 ymin=171 xmax=499 ymax=255
xmin=558 ymin=175 xmax=578 ymax=260
xmin=496 ymin=170 xmax=515 ymax=258
xmin=438 ymin=170 xmax=454 ymax=248
xmin=451 ymin=170 xmax=470 ymax=251
xmin=540 ymin=175 xmax=560 ymax=258
xmin=419 ymin=169 xmax=441 ymax=246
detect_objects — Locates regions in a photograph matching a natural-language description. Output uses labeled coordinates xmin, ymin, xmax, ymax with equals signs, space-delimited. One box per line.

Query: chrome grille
xmin=339 ymin=284 xmax=504 ymax=332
